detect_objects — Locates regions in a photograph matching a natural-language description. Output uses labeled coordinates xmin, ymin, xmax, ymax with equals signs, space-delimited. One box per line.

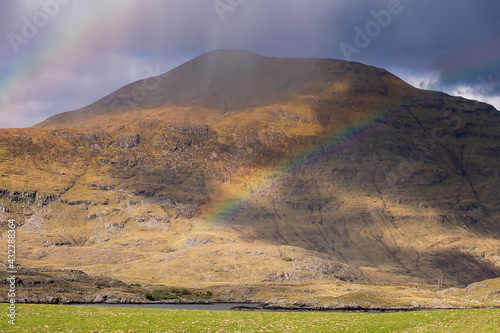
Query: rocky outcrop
xmin=112 ymin=134 xmax=140 ymax=149
xmin=0 ymin=268 xmax=142 ymax=304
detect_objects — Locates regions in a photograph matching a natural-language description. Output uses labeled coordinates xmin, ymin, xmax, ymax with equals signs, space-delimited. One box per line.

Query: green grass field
xmin=0 ymin=305 xmax=499 ymax=332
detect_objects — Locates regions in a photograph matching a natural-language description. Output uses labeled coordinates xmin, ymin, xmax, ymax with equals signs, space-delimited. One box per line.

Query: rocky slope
xmin=1 ymin=50 xmax=499 ymax=289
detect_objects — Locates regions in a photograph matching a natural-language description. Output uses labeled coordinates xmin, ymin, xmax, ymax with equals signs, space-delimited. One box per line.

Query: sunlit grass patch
xmin=1 ymin=304 xmax=498 ymax=332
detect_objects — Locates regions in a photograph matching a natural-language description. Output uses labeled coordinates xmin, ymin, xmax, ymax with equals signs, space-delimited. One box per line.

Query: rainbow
xmin=0 ymin=1 xmax=144 ymax=127
xmin=201 ymin=48 xmax=500 ymax=223
xmin=203 ymin=109 xmax=390 ymax=223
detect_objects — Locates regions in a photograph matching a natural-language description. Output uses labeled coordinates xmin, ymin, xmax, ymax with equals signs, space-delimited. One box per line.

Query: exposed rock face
xmin=112 ymin=134 xmax=140 ymax=149
xmin=0 ymin=269 xmax=141 ymax=304
xmin=0 ymin=50 xmax=499 ymax=288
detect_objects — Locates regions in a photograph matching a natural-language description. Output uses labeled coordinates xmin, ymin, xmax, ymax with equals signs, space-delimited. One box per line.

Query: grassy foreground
xmin=0 ymin=305 xmax=499 ymax=332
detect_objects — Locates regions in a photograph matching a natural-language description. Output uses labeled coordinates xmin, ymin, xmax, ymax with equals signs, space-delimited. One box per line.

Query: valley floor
xmin=1 ymin=304 xmax=499 ymax=332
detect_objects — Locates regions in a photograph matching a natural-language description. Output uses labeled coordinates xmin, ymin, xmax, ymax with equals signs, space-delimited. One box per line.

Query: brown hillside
xmin=1 ymin=50 xmax=499 ymax=289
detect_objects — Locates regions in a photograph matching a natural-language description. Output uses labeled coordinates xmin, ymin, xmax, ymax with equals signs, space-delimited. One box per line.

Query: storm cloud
xmin=1 ymin=0 xmax=499 ymax=128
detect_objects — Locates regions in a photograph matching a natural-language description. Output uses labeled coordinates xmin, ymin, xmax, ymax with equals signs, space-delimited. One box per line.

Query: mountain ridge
xmin=35 ymin=49 xmax=415 ymax=130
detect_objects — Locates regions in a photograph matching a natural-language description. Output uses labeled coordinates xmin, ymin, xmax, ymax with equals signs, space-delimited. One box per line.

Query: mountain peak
xmin=35 ymin=51 xmax=413 ymax=129
xmin=197 ymin=48 xmax=262 ymax=58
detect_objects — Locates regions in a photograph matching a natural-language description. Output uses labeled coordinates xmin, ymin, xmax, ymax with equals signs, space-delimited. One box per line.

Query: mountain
xmin=1 ymin=49 xmax=500 ymax=289
xmin=36 ymin=49 xmax=413 ymax=129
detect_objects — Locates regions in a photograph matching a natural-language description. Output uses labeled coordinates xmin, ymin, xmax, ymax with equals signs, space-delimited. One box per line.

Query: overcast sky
xmin=1 ymin=0 xmax=499 ymax=128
